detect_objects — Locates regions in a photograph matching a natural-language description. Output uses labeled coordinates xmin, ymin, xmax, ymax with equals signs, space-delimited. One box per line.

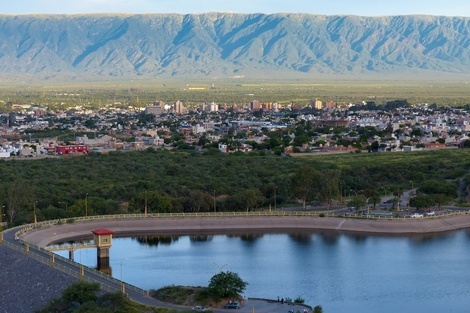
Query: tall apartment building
xmin=174 ymin=100 xmax=186 ymax=114
xmin=312 ymin=99 xmax=323 ymax=110
xmin=250 ymin=100 xmax=261 ymax=111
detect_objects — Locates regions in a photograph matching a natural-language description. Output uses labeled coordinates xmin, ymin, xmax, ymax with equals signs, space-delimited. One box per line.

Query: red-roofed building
xmin=56 ymin=145 xmax=88 ymax=155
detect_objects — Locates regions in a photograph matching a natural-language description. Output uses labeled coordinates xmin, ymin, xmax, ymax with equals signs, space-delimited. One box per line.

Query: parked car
xmin=192 ymin=305 xmax=207 ymax=312
xmin=411 ymin=213 xmax=424 ymax=218
xmin=224 ymin=302 xmax=241 ymax=309
xmin=426 ymin=211 xmax=435 ymax=216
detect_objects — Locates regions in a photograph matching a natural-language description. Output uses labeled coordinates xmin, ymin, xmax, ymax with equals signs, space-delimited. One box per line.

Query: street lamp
xmin=144 ymin=190 xmax=148 ymax=216
xmin=210 ymin=261 xmax=229 ymax=273
xmin=85 ymin=193 xmax=88 ymax=217
xmin=213 ymin=190 xmax=216 ymax=213
xmin=381 ymin=187 xmax=387 ymax=197
xmin=0 ymin=205 xmax=4 ymax=227
xmin=274 ymin=186 xmax=277 ymax=211
xmin=33 ymin=201 xmax=38 ymax=224
xmin=59 ymin=201 xmax=68 ymax=211
xmin=120 ymin=257 xmax=128 ymax=294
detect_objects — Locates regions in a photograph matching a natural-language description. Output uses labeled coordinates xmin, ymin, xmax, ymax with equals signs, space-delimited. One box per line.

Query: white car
xmin=411 ymin=213 xmax=424 ymax=218
xmin=426 ymin=211 xmax=435 ymax=216
xmin=192 ymin=305 xmax=207 ymax=312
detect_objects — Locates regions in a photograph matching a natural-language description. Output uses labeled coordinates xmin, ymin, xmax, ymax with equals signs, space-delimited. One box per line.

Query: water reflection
xmin=133 ymin=235 xmax=180 ymax=246
xmin=55 ymin=230 xmax=470 ymax=313
xmin=189 ymin=235 xmax=214 ymax=242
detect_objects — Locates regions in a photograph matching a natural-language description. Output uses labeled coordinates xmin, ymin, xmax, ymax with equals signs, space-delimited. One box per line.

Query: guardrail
xmin=8 ymin=208 xmax=470 ymax=239
xmin=2 ymin=208 xmax=470 ymax=304
xmin=3 ymin=236 xmax=148 ymax=297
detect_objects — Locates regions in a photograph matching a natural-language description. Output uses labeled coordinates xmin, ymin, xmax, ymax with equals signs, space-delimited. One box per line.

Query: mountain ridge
xmin=0 ymin=13 xmax=469 ymax=81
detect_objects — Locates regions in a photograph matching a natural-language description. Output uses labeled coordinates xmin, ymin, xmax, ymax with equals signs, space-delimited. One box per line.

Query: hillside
xmin=0 ymin=13 xmax=469 ymax=81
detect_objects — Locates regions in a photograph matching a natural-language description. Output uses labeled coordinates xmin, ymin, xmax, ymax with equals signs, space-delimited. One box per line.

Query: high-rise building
xmin=174 ymin=100 xmax=186 ymax=114
xmin=250 ymin=100 xmax=261 ymax=111
xmin=312 ymin=99 xmax=323 ymax=110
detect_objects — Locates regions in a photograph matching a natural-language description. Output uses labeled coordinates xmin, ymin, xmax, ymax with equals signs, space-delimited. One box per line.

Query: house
xmin=56 ymin=145 xmax=88 ymax=155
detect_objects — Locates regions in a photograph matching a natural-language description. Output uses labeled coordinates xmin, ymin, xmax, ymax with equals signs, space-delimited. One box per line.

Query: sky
xmin=2 ymin=0 xmax=470 ymax=16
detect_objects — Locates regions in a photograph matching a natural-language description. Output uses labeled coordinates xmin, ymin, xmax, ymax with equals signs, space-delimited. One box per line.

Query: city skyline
xmin=2 ymin=0 xmax=470 ymax=17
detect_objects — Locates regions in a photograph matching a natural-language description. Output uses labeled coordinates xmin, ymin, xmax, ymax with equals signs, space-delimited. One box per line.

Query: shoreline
xmin=19 ymin=214 xmax=470 ymax=247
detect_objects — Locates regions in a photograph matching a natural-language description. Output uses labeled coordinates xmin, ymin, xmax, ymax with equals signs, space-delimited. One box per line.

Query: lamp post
xmin=144 ymin=190 xmax=147 ymax=216
xmin=213 ymin=190 xmax=216 ymax=213
xmin=0 ymin=205 xmax=4 ymax=227
xmin=33 ymin=201 xmax=38 ymax=224
xmin=59 ymin=201 xmax=68 ymax=211
xmin=381 ymin=187 xmax=387 ymax=197
xmin=210 ymin=261 xmax=229 ymax=273
xmin=120 ymin=257 xmax=128 ymax=293
xmin=85 ymin=193 xmax=88 ymax=217
xmin=274 ymin=186 xmax=277 ymax=211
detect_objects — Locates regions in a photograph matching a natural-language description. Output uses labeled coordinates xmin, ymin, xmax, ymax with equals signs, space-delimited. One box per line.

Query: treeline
xmin=1 ymin=148 xmax=469 ymax=226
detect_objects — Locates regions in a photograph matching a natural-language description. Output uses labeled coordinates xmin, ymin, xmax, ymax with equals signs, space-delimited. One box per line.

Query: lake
xmin=57 ymin=230 xmax=470 ymax=313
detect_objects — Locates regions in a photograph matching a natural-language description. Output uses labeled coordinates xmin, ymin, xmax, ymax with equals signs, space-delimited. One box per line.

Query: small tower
xmin=92 ymin=229 xmax=113 ymax=270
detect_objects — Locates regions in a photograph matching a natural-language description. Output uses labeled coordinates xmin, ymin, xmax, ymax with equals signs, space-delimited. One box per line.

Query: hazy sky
xmin=2 ymin=0 xmax=470 ymax=16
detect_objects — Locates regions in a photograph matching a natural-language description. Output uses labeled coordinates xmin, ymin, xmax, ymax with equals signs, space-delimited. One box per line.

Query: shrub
xmin=294 ymin=296 xmax=305 ymax=304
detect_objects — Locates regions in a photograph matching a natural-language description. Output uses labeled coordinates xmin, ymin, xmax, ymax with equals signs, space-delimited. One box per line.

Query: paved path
xmin=18 ymin=214 xmax=470 ymax=248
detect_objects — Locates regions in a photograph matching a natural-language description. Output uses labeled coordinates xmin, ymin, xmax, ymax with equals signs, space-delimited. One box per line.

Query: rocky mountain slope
xmin=0 ymin=13 xmax=469 ymax=80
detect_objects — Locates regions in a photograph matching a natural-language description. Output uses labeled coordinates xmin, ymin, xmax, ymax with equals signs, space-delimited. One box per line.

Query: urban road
xmin=5 ymin=213 xmax=470 ymax=312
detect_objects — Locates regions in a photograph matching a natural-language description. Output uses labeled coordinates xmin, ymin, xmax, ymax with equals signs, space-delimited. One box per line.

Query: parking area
xmin=211 ymin=299 xmax=311 ymax=313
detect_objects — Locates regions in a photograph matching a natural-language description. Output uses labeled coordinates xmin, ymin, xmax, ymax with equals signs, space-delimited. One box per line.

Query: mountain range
xmin=0 ymin=13 xmax=469 ymax=81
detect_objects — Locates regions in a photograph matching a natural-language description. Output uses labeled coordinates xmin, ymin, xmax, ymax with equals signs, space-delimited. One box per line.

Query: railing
xmin=46 ymin=240 xmax=96 ymax=251
xmin=3 ymin=237 xmax=147 ymax=296
xmin=9 ymin=209 xmax=470 ymax=239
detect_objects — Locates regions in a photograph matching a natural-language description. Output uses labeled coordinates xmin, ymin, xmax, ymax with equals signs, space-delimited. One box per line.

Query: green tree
xmin=290 ymin=167 xmax=319 ymax=209
xmin=348 ymin=195 xmax=367 ymax=211
xmin=313 ymin=305 xmax=323 ymax=313
xmin=317 ymin=169 xmax=340 ymax=208
xmin=208 ymin=271 xmax=248 ymax=300
xmin=6 ymin=179 xmax=33 ymax=224
xmin=62 ymin=280 xmax=100 ymax=305
xmin=409 ymin=194 xmax=434 ymax=211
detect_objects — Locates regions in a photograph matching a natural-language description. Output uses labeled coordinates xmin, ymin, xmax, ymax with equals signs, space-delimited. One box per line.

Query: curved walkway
xmin=19 ymin=214 xmax=470 ymax=247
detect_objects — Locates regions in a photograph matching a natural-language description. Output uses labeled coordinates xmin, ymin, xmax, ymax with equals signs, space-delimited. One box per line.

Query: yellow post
xmin=25 ymin=243 xmax=29 ymax=255
xmin=50 ymin=253 xmax=55 ymax=266
xmin=80 ymin=265 xmax=84 ymax=279
xmin=0 ymin=232 xmax=3 ymax=244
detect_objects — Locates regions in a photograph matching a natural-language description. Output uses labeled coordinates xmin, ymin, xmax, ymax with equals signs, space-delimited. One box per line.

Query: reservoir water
xmin=57 ymin=230 xmax=470 ymax=313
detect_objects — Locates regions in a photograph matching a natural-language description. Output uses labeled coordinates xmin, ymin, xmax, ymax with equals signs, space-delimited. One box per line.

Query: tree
xmin=409 ymin=194 xmax=434 ymax=211
xmin=208 ymin=271 xmax=248 ymax=299
xmin=313 ymin=305 xmax=323 ymax=313
xmin=290 ymin=167 xmax=319 ymax=209
xmin=62 ymin=280 xmax=100 ymax=305
xmin=317 ymin=169 xmax=340 ymax=208
xmin=7 ymin=179 xmax=33 ymax=224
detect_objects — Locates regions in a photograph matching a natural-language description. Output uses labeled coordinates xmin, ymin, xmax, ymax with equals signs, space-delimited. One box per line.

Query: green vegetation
xmin=1 ymin=148 xmax=470 ymax=225
xmin=150 ymin=271 xmax=247 ymax=309
xmin=38 ymin=281 xmax=172 ymax=313
xmin=1 ymin=80 xmax=470 ymax=109
xmin=208 ymin=271 xmax=248 ymax=300
xmin=150 ymin=285 xmax=211 ymax=306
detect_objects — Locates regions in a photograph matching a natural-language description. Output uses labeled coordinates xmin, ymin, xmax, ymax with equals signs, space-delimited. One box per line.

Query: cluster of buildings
xmin=0 ymin=98 xmax=469 ymax=159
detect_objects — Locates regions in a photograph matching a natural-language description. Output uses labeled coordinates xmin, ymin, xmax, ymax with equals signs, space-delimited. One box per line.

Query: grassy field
xmin=0 ymin=80 xmax=469 ymax=107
